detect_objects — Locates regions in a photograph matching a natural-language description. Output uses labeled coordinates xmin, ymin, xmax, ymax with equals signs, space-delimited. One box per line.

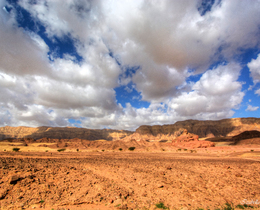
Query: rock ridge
xmin=1 ymin=117 xmax=260 ymax=141
xmin=135 ymin=117 xmax=260 ymax=138
xmin=0 ymin=126 xmax=133 ymax=141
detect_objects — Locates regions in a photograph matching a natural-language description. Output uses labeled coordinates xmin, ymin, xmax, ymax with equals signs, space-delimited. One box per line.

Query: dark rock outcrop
xmin=232 ymin=130 xmax=260 ymax=145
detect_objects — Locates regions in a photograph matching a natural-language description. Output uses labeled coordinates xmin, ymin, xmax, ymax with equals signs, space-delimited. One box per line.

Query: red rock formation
xmin=172 ymin=130 xmax=215 ymax=148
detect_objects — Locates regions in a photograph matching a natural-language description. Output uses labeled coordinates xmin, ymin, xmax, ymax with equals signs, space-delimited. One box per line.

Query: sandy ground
xmin=0 ymin=146 xmax=260 ymax=210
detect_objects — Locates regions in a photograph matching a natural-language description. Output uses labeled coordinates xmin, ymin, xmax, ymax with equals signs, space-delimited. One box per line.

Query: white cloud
xmin=255 ymin=89 xmax=260 ymax=96
xmin=0 ymin=0 xmax=259 ymax=130
xmin=248 ymin=53 xmax=260 ymax=84
xmin=103 ymin=0 xmax=260 ymax=101
xmin=0 ymin=5 xmax=51 ymax=76
xmin=246 ymin=105 xmax=259 ymax=112
xmin=168 ymin=63 xmax=244 ymax=117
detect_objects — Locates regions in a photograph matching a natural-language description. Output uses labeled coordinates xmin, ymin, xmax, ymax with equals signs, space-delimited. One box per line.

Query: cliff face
xmin=0 ymin=126 xmax=133 ymax=141
xmin=1 ymin=118 xmax=260 ymax=141
xmin=134 ymin=118 xmax=260 ymax=139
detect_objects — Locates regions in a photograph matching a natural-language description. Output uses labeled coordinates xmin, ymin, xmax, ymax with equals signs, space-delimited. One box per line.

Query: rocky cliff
xmin=0 ymin=126 xmax=133 ymax=141
xmin=134 ymin=118 xmax=260 ymax=139
xmin=1 ymin=117 xmax=260 ymax=141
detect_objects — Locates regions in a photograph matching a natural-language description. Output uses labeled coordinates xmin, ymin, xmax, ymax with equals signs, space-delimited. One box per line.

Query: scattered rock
xmin=9 ymin=175 xmax=21 ymax=185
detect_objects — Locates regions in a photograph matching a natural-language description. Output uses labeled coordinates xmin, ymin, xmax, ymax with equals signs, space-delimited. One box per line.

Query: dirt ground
xmin=0 ymin=147 xmax=260 ymax=210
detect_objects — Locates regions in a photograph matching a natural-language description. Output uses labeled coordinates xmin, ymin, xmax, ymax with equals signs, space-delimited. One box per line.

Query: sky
xmin=0 ymin=0 xmax=260 ymax=131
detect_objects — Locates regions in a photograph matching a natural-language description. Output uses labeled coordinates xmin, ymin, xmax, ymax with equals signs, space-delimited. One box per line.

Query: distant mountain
xmin=124 ymin=118 xmax=260 ymax=142
xmin=1 ymin=118 xmax=260 ymax=141
xmin=0 ymin=126 xmax=133 ymax=141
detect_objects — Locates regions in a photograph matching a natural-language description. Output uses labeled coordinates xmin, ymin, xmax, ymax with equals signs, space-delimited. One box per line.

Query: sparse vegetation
xmin=184 ymin=149 xmax=187 ymax=151
xmin=222 ymin=203 xmax=233 ymax=210
xmin=236 ymin=204 xmax=245 ymax=209
xmin=12 ymin=147 xmax=20 ymax=152
xmin=241 ymin=204 xmax=254 ymax=208
xmin=128 ymin=147 xmax=135 ymax=151
xmin=195 ymin=203 xmax=257 ymax=210
xmin=155 ymin=202 xmax=169 ymax=209
xmin=57 ymin=148 xmax=66 ymax=152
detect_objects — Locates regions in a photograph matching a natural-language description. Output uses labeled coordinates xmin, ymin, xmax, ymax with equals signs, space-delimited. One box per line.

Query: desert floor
xmin=0 ymin=146 xmax=260 ymax=210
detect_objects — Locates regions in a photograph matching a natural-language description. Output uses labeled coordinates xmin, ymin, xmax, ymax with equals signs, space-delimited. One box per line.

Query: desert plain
xmin=1 ymin=118 xmax=260 ymax=210
xmin=0 ymin=143 xmax=260 ymax=210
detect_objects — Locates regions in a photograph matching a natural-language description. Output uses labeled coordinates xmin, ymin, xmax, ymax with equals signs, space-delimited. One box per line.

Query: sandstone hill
xmin=131 ymin=117 xmax=260 ymax=141
xmin=0 ymin=126 xmax=133 ymax=141
xmin=1 ymin=117 xmax=260 ymax=142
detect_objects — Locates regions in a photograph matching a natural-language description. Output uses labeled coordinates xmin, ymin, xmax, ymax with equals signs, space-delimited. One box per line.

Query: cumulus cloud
xmin=246 ymin=105 xmax=259 ymax=112
xmin=255 ymin=89 xmax=260 ymax=96
xmin=168 ymin=63 xmax=244 ymax=117
xmin=0 ymin=3 xmax=51 ymax=76
xmin=0 ymin=0 xmax=259 ymax=130
xmin=248 ymin=54 xmax=260 ymax=83
xmin=103 ymin=0 xmax=260 ymax=101
xmin=248 ymin=53 xmax=260 ymax=95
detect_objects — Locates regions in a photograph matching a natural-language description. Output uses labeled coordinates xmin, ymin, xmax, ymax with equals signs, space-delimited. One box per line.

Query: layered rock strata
xmin=0 ymin=126 xmax=133 ymax=141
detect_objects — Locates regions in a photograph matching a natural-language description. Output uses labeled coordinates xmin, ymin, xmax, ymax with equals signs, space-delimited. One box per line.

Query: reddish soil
xmin=0 ymin=148 xmax=260 ymax=210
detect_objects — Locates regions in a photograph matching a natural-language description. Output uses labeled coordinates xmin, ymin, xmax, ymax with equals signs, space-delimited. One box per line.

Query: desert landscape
xmin=1 ymin=118 xmax=260 ymax=210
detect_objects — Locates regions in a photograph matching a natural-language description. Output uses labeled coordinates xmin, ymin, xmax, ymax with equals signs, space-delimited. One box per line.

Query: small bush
xmin=155 ymin=202 xmax=169 ymax=209
xmin=57 ymin=148 xmax=66 ymax=152
xmin=119 ymin=148 xmax=123 ymax=151
xmin=177 ymin=148 xmax=182 ymax=151
xmin=223 ymin=203 xmax=234 ymax=210
xmin=102 ymin=149 xmax=105 ymax=152
xmin=128 ymin=147 xmax=135 ymax=151
xmin=45 ymin=150 xmax=48 ymax=152
xmin=39 ymin=200 xmax=44 ymax=204
xmin=76 ymin=148 xmax=79 ymax=152
xmin=161 ymin=148 xmax=165 ymax=151
xmin=236 ymin=204 xmax=245 ymax=209
xmin=184 ymin=149 xmax=187 ymax=151
xmin=12 ymin=148 xmax=20 ymax=152
xmin=242 ymin=204 xmax=254 ymax=208
xmin=251 ymin=150 xmax=254 ymax=152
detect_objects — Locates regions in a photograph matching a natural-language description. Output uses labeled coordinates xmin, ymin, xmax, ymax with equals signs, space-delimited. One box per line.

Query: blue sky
xmin=0 ymin=0 xmax=260 ymax=130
